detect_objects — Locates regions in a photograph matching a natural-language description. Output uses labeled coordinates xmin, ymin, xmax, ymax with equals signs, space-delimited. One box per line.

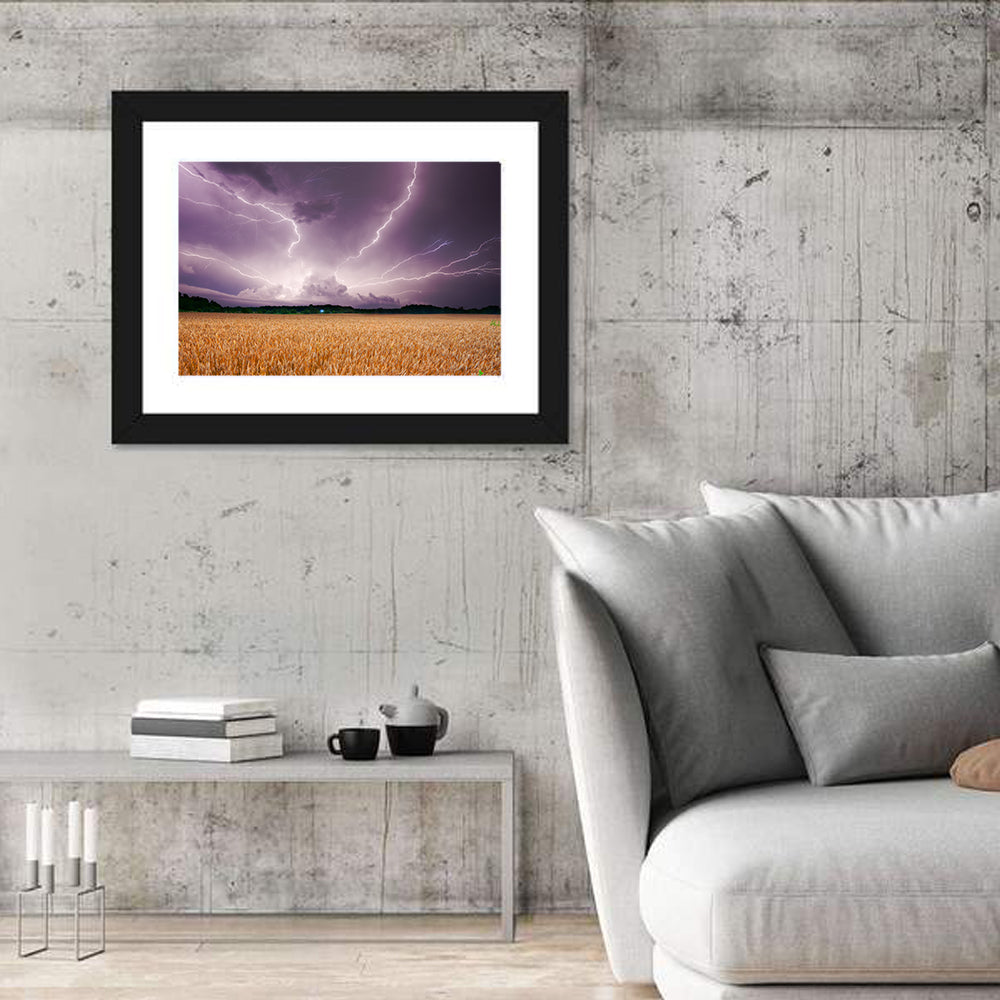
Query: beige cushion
xmin=701 ymin=483 xmax=1000 ymax=656
xmin=640 ymin=778 xmax=1000 ymax=984
xmin=761 ymin=643 xmax=1000 ymax=785
xmin=952 ymin=739 xmax=1000 ymax=790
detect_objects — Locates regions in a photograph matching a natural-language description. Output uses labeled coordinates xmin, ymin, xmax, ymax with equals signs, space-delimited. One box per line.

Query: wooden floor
xmin=0 ymin=913 xmax=660 ymax=999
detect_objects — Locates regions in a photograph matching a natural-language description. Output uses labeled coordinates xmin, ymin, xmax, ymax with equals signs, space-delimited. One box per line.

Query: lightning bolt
xmin=180 ymin=196 xmax=284 ymax=227
xmin=347 ymin=236 xmax=500 ymax=290
xmin=342 ymin=163 xmax=419 ymax=263
xmin=180 ymin=250 xmax=271 ymax=283
xmin=436 ymin=235 xmax=499 ymax=271
xmin=179 ymin=163 xmax=302 ymax=256
xmin=376 ymin=239 xmax=453 ymax=280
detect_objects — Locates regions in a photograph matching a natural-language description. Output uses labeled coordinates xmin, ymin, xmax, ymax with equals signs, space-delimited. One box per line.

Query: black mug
xmin=327 ymin=727 xmax=380 ymax=761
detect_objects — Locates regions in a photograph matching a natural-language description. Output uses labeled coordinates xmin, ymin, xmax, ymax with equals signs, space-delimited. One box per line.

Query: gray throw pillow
xmin=762 ymin=642 xmax=1000 ymax=786
xmin=701 ymin=483 xmax=1000 ymax=657
xmin=536 ymin=504 xmax=855 ymax=806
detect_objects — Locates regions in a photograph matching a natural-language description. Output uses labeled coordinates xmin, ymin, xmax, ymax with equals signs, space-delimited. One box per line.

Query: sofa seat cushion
xmin=653 ymin=948 xmax=1000 ymax=998
xmin=640 ymin=778 xmax=1000 ymax=984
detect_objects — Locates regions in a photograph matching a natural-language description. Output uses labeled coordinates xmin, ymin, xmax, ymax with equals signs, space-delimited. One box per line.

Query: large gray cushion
xmin=640 ymin=778 xmax=1000 ymax=984
xmin=701 ymin=483 xmax=1000 ymax=656
xmin=535 ymin=504 xmax=854 ymax=806
xmin=762 ymin=643 xmax=1000 ymax=785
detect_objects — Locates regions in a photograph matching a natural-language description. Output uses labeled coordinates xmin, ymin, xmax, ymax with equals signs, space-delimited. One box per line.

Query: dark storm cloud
xmin=354 ymin=292 xmax=403 ymax=308
xmin=292 ymin=196 xmax=340 ymax=223
xmin=211 ymin=162 xmax=279 ymax=194
xmin=301 ymin=274 xmax=348 ymax=299
xmin=178 ymin=161 xmax=501 ymax=309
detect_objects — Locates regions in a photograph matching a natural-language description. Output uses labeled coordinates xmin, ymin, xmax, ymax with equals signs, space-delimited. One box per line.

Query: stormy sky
xmin=178 ymin=161 xmax=501 ymax=309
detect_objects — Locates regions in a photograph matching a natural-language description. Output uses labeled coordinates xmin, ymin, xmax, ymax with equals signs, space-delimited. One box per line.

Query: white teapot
xmin=378 ymin=685 xmax=449 ymax=756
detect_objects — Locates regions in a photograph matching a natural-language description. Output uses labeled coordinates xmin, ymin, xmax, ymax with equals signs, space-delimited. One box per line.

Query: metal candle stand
xmin=16 ymin=862 xmax=105 ymax=961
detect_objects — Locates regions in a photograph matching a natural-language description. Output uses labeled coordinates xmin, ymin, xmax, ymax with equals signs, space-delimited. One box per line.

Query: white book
xmin=130 ymin=733 xmax=284 ymax=763
xmin=134 ymin=697 xmax=277 ymax=721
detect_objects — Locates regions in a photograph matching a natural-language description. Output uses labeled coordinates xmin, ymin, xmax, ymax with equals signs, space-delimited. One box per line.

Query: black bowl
xmin=385 ymin=724 xmax=438 ymax=757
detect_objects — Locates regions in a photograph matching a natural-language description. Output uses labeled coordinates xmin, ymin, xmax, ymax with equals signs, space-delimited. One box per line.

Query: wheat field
xmin=178 ymin=313 xmax=501 ymax=376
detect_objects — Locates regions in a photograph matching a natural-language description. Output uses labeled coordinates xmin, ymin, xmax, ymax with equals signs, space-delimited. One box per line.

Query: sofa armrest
xmin=551 ymin=567 xmax=654 ymax=983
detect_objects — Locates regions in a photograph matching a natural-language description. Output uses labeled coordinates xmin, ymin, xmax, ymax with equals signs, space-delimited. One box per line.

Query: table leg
xmin=501 ymin=774 xmax=515 ymax=942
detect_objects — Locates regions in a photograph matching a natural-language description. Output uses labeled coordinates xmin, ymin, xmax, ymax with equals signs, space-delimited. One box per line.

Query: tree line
xmin=179 ymin=294 xmax=500 ymax=315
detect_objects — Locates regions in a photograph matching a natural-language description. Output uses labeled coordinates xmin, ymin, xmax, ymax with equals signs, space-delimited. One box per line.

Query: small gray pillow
xmin=536 ymin=503 xmax=855 ymax=806
xmin=762 ymin=642 xmax=1000 ymax=786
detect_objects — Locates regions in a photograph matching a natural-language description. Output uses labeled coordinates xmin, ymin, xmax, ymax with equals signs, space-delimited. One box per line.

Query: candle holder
xmin=15 ymin=887 xmax=48 ymax=958
xmin=15 ymin=879 xmax=105 ymax=961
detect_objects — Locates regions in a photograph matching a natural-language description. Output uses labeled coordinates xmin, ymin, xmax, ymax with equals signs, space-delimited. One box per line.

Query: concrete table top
xmin=0 ymin=749 xmax=514 ymax=783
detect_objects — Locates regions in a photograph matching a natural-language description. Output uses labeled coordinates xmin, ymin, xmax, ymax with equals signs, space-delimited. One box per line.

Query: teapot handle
xmin=436 ymin=707 xmax=449 ymax=740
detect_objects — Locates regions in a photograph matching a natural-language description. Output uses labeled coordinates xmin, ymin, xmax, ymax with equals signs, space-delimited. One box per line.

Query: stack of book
xmin=130 ymin=697 xmax=283 ymax=762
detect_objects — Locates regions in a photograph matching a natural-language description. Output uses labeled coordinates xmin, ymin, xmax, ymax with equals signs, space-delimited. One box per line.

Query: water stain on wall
xmin=904 ymin=351 xmax=951 ymax=427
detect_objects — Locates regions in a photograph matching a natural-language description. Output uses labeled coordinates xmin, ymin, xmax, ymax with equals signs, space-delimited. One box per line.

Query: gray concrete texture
xmin=0 ymin=0 xmax=994 ymax=912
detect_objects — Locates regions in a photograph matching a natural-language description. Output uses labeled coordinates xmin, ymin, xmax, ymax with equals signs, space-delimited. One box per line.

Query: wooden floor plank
xmin=0 ymin=914 xmax=660 ymax=999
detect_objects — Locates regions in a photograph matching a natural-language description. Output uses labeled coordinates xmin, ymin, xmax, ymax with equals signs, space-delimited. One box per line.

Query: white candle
xmin=40 ymin=807 xmax=53 ymax=866
xmin=67 ymin=800 xmax=82 ymax=859
xmin=25 ymin=802 xmax=39 ymax=861
xmin=83 ymin=806 xmax=98 ymax=863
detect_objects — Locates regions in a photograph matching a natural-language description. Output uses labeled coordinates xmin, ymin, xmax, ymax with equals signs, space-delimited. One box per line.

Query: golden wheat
xmin=178 ymin=313 xmax=501 ymax=376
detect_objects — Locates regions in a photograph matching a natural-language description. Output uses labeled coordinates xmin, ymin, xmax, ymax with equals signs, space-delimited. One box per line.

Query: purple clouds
xmin=178 ymin=161 xmax=500 ymax=309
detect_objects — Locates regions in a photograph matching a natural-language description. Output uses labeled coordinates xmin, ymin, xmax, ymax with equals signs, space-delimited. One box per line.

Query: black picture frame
xmin=111 ymin=90 xmax=568 ymax=445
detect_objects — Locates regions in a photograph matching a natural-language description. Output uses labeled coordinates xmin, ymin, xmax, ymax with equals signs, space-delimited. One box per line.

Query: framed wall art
xmin=111 ymin=90 xmax=568 ymax=444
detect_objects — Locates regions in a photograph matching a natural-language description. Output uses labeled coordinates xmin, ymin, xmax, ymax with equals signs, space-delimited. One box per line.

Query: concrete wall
xmin=0 ymin=1 xmax=994 ymax=912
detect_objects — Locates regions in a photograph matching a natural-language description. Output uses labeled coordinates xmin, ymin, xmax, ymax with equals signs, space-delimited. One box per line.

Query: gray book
xmin=131 ymin=715 xmax=276 ymax=738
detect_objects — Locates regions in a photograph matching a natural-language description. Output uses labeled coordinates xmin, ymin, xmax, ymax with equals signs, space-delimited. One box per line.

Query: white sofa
xmin=544 ymin=485 xmax=1000 ymax=998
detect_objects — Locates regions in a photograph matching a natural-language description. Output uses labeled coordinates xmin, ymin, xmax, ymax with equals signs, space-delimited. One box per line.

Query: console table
xmin=0 ymin=750 xmax=516 ymax=941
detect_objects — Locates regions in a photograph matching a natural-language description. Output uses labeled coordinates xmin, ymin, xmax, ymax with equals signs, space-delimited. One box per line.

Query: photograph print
xmin=178 ymin=161 xmax=501 ymax=377
xmin=112 ymin=90 xmax=567 ymax=444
